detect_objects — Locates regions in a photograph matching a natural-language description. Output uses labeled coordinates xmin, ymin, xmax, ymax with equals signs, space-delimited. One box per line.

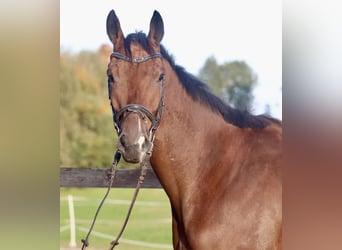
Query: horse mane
xmin=123 ymin=32 xmax=280 ymax=129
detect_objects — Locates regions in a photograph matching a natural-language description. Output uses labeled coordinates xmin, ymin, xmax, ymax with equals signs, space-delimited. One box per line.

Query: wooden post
xmin=67 ymin=195 xmax=77 ymax=247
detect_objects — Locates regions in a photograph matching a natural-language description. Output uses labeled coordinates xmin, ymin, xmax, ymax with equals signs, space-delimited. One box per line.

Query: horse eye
xmin=158 ymin=73 xmax=165 ymax=82
xmin=108 ymin=74 xmax=114 ymax=83
xmin=107 ymin=74 xmax=114 ymax=99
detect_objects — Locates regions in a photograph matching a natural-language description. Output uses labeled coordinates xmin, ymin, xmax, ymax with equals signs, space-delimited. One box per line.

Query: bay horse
xmin=106 ymin=10 xmax=282 ymax=250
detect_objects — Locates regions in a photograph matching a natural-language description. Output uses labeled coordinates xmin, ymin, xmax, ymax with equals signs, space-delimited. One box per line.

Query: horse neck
xmin=150 ymin=68 xmax=236 ymax=212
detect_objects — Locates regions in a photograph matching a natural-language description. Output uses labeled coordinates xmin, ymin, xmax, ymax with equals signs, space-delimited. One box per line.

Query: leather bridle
xmin=109 ymin=51 xmax=166 ymax=143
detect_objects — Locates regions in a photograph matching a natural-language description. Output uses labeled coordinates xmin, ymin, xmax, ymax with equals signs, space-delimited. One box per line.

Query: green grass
xmin=60 ymin=188 xmax=173 ymax=249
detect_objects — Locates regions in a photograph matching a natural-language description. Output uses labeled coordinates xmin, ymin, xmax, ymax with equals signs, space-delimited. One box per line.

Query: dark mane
xmin=123 ymin=32 xmax=280 ymax=129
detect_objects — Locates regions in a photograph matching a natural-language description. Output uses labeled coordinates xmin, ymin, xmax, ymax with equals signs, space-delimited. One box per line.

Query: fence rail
xmin=60 ymin=167 xmax=162 ymax=188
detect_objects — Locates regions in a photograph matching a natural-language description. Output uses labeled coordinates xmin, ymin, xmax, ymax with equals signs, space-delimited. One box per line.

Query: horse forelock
xmin=123 ymin=32 xmax=155 ymax=57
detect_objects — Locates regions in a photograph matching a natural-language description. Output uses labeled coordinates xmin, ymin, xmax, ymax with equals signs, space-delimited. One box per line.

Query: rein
xmin=81 ymin=151 xmax=150 ymax=250
xmin=81 ymin=51 xmax=165 ymax=249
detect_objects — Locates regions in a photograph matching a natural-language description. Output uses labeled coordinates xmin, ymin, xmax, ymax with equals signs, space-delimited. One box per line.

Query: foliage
xmin=198 ymin=56 xmax=257 ymax=111
xmin=60 ymin=44 xmax=119 ymax=168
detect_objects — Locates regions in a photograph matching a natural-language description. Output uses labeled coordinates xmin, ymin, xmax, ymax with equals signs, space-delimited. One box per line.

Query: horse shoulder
xmin=184 ymin=123 xmax=282 ymax=249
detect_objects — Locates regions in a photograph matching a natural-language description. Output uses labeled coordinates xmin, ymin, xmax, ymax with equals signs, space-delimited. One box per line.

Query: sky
xmin=60 ymin=0 xmax=282 ymax=119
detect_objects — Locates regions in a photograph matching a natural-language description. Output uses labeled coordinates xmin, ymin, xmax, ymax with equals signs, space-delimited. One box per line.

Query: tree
xmin=60 ymin=45 xmax=137 ymax=168
xmin=198 ymin=56 xmax=257 ymax=111
xmin=60 ymin=46 xmax=117 ymax=168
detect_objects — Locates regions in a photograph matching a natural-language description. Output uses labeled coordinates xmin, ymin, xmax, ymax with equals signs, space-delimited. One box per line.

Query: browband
xmin=110 ymin=52 xmax=162 ymax=63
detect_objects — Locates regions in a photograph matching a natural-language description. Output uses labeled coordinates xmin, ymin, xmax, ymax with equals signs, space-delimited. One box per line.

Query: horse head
xmin=106 ymin=10 xmax=166 ymax=163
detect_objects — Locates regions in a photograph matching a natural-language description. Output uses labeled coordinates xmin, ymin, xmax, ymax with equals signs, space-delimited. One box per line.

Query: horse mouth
xmin=122 ymin=154 xmax=142 ymax=164
xmin=117 ymin=141 xmax=152 ymax=164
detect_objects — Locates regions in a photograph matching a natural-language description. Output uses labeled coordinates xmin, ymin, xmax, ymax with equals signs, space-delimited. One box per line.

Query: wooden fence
xmin=60 ymin=167 xmax=162 ymax=188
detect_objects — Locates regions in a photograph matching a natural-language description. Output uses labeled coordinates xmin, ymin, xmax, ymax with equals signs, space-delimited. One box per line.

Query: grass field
xmin=60 ymin=187 xmax=173 ymax=250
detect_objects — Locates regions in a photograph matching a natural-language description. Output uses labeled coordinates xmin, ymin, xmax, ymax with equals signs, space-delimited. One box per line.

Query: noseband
xmin=109 ymin=51 xmax=166 ymax=143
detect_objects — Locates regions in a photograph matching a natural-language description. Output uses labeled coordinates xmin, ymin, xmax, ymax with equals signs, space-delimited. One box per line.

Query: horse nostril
xmin=120 ymin=134 xmax=126 ymax=147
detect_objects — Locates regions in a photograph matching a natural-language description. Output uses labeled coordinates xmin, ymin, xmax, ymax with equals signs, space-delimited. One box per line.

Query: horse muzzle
xmin=117 ymin=133 xmax=153 ymax=164
xmin=113 ymin=104 xmax=159 ymax=164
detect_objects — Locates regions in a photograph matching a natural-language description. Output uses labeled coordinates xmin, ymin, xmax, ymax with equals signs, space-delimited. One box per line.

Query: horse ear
xmin=148 ymin=10 xmax=164 ymax=48
xmin=106 ymin=10 xmax=124 ymax=49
